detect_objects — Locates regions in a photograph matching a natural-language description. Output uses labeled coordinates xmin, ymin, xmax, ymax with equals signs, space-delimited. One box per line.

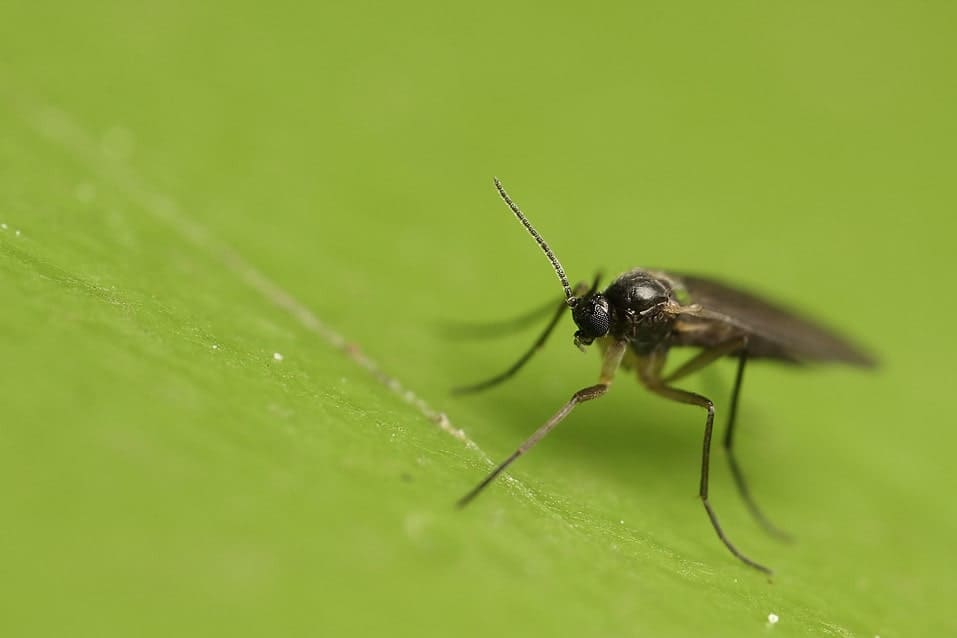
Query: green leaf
xmin=2 ymin=3 xmax=955 ymax=636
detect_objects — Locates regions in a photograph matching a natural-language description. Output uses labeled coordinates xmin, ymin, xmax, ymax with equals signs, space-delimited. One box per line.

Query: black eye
xmin=572 ymin=295 xmax=610 ymax=340
xmin=583 ymin=305 xmax=609 ymax=336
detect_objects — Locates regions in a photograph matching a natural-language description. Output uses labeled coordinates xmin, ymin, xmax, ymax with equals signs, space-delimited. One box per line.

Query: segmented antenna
xmin=493 ymin=178 xmax=576 ymax=306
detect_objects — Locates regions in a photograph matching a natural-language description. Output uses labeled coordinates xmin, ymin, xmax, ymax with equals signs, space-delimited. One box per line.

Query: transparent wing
xmin=667 ymin=272 xmax=876 ymax=367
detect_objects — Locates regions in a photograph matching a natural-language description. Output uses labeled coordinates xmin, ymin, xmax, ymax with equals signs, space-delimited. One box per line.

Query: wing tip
xmin=831 ymin=343 xmax=879 ymax=369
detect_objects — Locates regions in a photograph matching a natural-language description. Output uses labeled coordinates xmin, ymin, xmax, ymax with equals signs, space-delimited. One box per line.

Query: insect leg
xmin=639 ymin=353 xmax=772 ymax=575
xmin=453 ymin=280 xmax=591 ymax=395
xmin=724 ymin=352 xmax=793 ymax=541
xmin=442 ymin=296 xmax=566 ymax=340
xmin=662 ymin=339 xmax=790 ymax=541
xmin=662 ymin=336 xmax=747 ymax=383
xmin=457 ymin=340 xmax=627 ymax=506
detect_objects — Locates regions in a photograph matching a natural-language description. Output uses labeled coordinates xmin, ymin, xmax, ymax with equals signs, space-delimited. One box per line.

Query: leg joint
xmin=572 ymin=383 xmax=608 ymax=403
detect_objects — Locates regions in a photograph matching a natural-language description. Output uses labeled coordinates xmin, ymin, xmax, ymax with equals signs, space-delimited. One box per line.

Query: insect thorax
xmin=603 ymin=269 xmax=677 ymax=354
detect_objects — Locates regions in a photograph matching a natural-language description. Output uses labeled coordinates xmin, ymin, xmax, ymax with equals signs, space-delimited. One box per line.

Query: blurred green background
xmin=2 ymin=2 xmax=954 ymax=636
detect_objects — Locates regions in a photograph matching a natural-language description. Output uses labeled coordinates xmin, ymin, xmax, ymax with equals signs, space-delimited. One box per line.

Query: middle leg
xmin=664 ymin=339 xmax=791 ymax=541
xmin=639 ymin=350 xmax=772 ymax=575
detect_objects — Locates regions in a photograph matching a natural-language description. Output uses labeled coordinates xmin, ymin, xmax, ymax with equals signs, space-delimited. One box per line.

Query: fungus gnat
xmin=456 ymin=178 xmax=875 ymax=575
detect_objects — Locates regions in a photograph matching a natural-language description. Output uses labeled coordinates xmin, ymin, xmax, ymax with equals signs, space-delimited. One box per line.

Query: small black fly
xmin=456 ymin=178 xmax=875 ymax=575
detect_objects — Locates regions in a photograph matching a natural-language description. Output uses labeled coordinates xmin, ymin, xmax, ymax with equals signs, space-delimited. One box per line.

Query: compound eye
xmin=583 ymin=304 xmax=609 ymax=336
xmin=573 ymin=296 xmax=610 ymax=340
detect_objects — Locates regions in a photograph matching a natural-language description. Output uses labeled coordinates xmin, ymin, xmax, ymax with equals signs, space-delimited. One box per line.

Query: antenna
xmin=493 ymin=178 xmax=576 ymax=306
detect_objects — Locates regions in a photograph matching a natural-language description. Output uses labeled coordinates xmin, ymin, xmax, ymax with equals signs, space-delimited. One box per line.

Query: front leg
xmin=458 ymin=340 xmax=628 ymax=506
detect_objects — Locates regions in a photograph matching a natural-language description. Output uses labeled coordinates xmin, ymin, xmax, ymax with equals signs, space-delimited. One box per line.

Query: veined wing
xmin=662 ymin=272 xmax=876 ymax=367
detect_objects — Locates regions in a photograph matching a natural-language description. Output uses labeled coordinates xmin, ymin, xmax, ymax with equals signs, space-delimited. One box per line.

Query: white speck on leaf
xmin=212 ymin=344 xmax=219 ymax=350
xmin=15 ymin=229 xmax=21 ymax=237
xmin=0 ymin=223 xmax=7 ymax=230
xmin=768 ymin=613 xmax=779 ymax=625
xmin=273 ymin=352 xmax=284 ymax=361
